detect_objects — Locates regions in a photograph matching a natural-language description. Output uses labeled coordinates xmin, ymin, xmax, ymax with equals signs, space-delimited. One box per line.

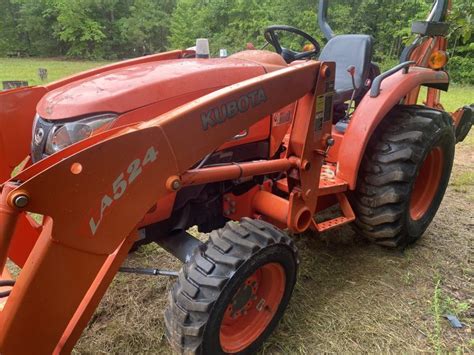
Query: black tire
xmin=353 ymin=105 xmax=455 ymax=248
xmin=454 ymin=104 xmax=473 ymax=143
xmin=165 ymin=218 xmax=298 ymax=354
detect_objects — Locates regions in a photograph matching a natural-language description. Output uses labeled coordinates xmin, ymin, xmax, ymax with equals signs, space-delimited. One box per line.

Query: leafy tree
xmin=53 ymin=0 xmax=107 ymax=58
xmin=168 ymin=0 xmax=212 ymax=49
xmin=0 ymin=0 xmax=472 ymax=84
xmin=447 ymin=0 xmax=473 ymax=84
xmin=119 ymin=0 xmax=176 ymax=55
xmin=0 ymin=0 xmax=21 ymax=54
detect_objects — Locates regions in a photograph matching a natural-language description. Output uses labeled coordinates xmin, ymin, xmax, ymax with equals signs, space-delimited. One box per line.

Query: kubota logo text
xmin=201 ymin=88 xmax=267 ymax=130
xmin=89 ymin=146 xmax=158 ymax=236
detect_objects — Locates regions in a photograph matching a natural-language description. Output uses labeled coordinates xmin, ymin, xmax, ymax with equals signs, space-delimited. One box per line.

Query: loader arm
xmin=0 ymin=60 xmax=323 ymax=353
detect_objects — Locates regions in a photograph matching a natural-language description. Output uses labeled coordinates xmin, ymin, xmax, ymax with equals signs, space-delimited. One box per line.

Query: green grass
xmin=430 ymin=277 xmax=443 ymax=354
xmin=0 ymin=57 xmax=110 ymax=87
xmin=418 ymin=85 xmax=474 ymax=112
xmin=429 ymin=275 xmax=471 ymax=354
xmin=451 ymin=171 xmax=474 ymax=193
xmin=440 ymin=85 xmax=474 ymax=112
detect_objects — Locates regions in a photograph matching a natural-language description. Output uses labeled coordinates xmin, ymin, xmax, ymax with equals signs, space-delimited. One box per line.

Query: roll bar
xmin=427 ymin=0 xmax=449 ymax=22
xmin=318 ymin=0 xmax=334 ymax=40
xmin=317 ymin=0 xmax=449 ymax=41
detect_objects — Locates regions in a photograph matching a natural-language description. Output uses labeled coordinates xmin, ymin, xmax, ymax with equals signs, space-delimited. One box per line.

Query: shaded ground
xmin=75 ymin=133 xmax=473 ymax=354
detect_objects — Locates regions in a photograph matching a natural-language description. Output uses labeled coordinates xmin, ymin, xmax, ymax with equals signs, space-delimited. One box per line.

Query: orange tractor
xmin=0 ymin=0 xmax=472 ymax=353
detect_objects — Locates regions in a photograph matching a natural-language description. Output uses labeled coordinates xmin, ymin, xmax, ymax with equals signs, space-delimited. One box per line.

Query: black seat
xmin=319 ymin=34 xmax=374 ymax=103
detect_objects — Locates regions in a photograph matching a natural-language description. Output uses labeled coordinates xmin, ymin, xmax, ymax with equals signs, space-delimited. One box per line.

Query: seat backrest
xmin=319 ymin=34 xmax=374 ymax=102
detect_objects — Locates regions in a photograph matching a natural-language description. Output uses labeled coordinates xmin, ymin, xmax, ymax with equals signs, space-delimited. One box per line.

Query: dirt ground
xmin=75 ymin=134 xmax=473 ymax=354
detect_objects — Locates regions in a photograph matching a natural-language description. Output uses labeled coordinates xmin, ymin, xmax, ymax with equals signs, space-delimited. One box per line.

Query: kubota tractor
xmin=0 ymin=0 xmax=472 ymax=353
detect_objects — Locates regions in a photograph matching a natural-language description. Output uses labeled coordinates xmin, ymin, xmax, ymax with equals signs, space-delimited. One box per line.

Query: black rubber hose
xmin=0 ymin=280 xmax=15 ymax=287
xmin=0 ymin=291 xmax=11 ymax=298
xmin=0 ymin=279 xmax=15 ymax=298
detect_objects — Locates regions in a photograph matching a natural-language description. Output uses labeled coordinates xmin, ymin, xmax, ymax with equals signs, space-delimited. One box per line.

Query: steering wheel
xmin=264 ymin=25 xmax=321 ymax=63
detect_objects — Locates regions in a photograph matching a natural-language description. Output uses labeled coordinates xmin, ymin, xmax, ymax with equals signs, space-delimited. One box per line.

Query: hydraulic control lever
xmin=336 ymin=65 xmax=358 ymax=133
xmin=346 ymin=65 xmax=358 ymax=118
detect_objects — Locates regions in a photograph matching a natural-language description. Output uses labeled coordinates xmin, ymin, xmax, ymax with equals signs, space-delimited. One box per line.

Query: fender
xmin=337 ymin=67 xmax=449 ymax=189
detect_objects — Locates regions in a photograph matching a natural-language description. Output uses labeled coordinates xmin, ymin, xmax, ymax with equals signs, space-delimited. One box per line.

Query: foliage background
xmin=0 ymin=0 xmax=472 ymax=83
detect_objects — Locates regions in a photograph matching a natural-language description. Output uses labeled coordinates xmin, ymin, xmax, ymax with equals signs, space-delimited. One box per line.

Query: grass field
xmin=0 ymin=57 xmax=110 ymax=87
xmin=2 ymin=58 xmax=473 ymax=353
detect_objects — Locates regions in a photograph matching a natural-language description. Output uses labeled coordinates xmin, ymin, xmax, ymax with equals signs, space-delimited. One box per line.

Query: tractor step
xmin=313 ymin=216 xmax=353 ymax=232
xmin=276 ymin=164 xmax=348 ymax=196
xmin=312 ymin=193 xmax=355 ymax=233
xmin=275 ymin=164 xmax=354 ymax=233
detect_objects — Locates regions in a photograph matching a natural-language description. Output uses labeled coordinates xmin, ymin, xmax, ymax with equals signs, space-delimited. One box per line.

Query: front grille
xmin=31 ymin=116 xmax=54 ymax=163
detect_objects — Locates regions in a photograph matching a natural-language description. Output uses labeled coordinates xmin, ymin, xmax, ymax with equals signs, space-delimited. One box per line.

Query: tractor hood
xmin=37 ymin=54 xmax=281 ymax=120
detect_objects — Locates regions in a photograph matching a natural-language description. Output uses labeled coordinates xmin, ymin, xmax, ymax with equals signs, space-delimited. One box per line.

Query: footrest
xmin=311 ymin=193 xmax=355 ymax=233
xmin=313 ymin=216 xmax=353 ymax=232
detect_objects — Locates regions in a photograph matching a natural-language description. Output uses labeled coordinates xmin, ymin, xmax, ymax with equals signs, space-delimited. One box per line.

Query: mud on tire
xmin=353 ymin=105 xmax=455 ymax=248
xmin=165 ymin=218 xmax=298 ymax=354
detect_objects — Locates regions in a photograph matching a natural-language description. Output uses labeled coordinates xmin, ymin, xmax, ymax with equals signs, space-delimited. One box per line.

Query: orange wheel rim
xmin=219 ymin=262 xmax=286 ymax=353
xmin=409 ymin=146 xmax=444 ymax=220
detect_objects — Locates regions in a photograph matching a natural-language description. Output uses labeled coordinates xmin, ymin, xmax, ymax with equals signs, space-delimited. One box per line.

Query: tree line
xmin=0 ymin=0 xmax=472 ymax=83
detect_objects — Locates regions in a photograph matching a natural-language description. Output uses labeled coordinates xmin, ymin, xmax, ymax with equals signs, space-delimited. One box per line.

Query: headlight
xmin=45 ymin=113 xmax=117 ymax=155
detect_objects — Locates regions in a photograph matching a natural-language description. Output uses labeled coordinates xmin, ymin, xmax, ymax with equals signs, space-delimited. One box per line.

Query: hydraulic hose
xmin=0 ymin=279 xmax=15 ymax=298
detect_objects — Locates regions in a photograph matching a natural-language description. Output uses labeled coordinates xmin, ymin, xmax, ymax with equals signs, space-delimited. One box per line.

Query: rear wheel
xmin=353 ymin=105 xmax=455 ymax=248
xmin=165 ymin=218 xmax=298 ymax=354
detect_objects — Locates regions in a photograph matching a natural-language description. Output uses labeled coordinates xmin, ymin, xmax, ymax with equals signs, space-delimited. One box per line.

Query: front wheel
xmin=165 ymin=218 xmax=298 ymax=354
xmin=353 ymin=105 xmax=455 ymax=248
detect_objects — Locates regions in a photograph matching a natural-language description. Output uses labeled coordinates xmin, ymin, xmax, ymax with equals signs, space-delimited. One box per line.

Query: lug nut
xmin=172 ymin=180 xmax=181 ymax=190
xmin=166 ymin=176 xmax=182 ymax=191
xmin=13 ymin=194 xmax=29 ymax=208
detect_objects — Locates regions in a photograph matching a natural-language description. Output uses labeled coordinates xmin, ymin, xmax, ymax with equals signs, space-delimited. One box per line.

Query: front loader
xmin=0 ymin=0 xmax=471 ymax=353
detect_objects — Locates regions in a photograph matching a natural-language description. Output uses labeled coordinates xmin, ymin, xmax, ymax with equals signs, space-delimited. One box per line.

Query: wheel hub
xmin=220 ymin=262 xmax=286 ymax=353
xmin=227 ymin=275 xmax=259 ymax=319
